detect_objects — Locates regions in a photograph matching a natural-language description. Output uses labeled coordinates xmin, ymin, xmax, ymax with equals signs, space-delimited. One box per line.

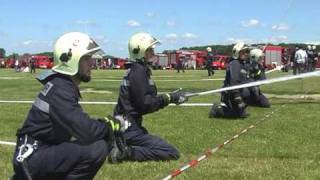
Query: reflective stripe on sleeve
xmin=33 ymin=97 xmax=49 ymax=113
xmin=121 ymin=79 xmax=130 ymax=87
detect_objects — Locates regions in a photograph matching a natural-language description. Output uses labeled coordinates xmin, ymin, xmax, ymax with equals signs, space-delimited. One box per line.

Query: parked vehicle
xmin=263 ymin=45 xmax=283 ymax=69
xmin=31 ymin=55 xmax=54 ymax=69
xmin=211 ymin=55 xmax=230 ymax=70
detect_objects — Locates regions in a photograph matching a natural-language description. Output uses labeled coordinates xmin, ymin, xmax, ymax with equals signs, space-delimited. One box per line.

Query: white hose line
xmin=186 ymin=71 xmax=320 ymax=97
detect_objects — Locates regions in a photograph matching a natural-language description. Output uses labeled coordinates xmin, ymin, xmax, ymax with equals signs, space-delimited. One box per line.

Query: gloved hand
xmin=166 ymin=88 xmax=188 ymax=105
xmin=105 ymin=116 xmax=132 ymax=164
xmin=105 ymin=115 xmax=131 ymax=133
xmin=103 ymin=115 xmax=130 ymax=144
xmin=103 ymin=116 xmax=121 ymax=142
xmin=112 ymin=115 xmax=131 ymax=132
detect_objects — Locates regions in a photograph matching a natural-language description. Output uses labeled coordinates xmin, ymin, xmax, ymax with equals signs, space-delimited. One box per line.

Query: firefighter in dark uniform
xmin=209 ymin=42 xmax=251 ymax=118
xmin=109 ymin=32 xmax=188 ymax=163
xmin=12 ymin=32 xmax=127 ymax=180
xmin=307 ymin=45 xmax=315 ymax=72
xmin=29 ymin=58 xmax=36 ymax=74
xmin=176 ymin=56 xmax=185 ymax=73
xmin=244 ymin=48 xmax=270 ymax=108
xmin=206 ymin=47 xmax=214 ymax=76
xmin=312 ymin=45 xmax=318 ymax=71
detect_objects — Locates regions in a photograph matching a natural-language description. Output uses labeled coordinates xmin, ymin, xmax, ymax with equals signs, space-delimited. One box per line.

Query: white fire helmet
xmin=250 ymin=48 xmax=264 ymax=62
xmin=312 ymin=45 xmax=316 ymax=50
xmin=232 ymin=42 xmax=250 ymax=59
xmin=52 ymin=32 xmax=103 ymax=76
xmin=206 ymin=47 xmax=212 ymax=52
xmin=308 ymin=45 xmax=312 ymax=50
xmin=128 ymin=32 xmax=160 ymax=61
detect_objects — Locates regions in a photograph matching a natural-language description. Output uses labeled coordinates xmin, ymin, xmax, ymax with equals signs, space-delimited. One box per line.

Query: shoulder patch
xmin=41 ymin=82 xmax=54 ymax=96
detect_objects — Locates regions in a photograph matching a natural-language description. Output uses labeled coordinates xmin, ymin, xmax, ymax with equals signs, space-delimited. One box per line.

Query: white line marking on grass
xmin=93 ymin=78 xmax=223 ymax=82
xmin=0 ymin=100 xmax=213 ymax=106
xmin=80 ymin=88 xmax=112 ymax=94
xmin=0 ymin=140 xmax=16 ymax=146
xmin=0 ymin=77 xmax=22 ymax=80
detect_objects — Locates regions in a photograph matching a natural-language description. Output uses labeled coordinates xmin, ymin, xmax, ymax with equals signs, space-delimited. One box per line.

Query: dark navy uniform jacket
xmin=114 ymin=61 xmax=168 ymax=126
xmin=206 ymin=52 xmax=214 ymax=67
xmin=16 ymin=72 xmax=109 ymax=145
xmin=223 ymin=58 xmax=250 ymax=98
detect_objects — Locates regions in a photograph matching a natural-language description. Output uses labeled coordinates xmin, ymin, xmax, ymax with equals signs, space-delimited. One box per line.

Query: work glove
xmin=104 ymin=115 xmax=131 ymax=133
xmin=166 ymin=88 xmax=188 ymax=105
xmin=103 ymin=115 xmax=131 ymax=143
xmin=106 ymin=115 xmax=132 ymax=164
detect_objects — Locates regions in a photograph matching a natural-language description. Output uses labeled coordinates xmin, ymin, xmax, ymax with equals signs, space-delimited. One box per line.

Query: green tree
xmin=36 ymin=52 xmax=54 ymax=57
xmin=8 ymin=53 xmax=19 ymax=59
xmin=0 ymin=48 xmax=5 ymax=58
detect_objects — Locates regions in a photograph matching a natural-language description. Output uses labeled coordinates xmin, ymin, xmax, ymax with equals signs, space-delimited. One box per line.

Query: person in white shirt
xmin=294 ymin=46 xmax=308 ymax=74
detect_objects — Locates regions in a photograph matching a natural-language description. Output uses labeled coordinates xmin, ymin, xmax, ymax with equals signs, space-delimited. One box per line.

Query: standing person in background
xmin=312 ymin=46 xmax=318 ymax=71
xmin=290 ymin=47 xmax=297 ymax=74
xmin=1 ymin=60 xmax=5 ymax=68
xmin=306 ymin=45 xmax=316 ymax=72
xmin=177 ymin=55 xmax=185 ymax=73
xmin=206 ymin=47 xmax=214 ymax=76
xmin=14 ymin=57 xmax=19 ymax=72
xmin=29 ymin=57 xmax=36 ymax=74
xmin=294 ymin=46 xmax=308 ymax=74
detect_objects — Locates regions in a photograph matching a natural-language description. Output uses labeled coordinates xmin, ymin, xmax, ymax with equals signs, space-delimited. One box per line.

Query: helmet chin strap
xmin=136 ymin=57 xmax=151 ymax=64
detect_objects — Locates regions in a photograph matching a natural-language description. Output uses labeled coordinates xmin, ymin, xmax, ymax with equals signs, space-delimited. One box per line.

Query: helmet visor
xmin=150 ymin=37 xmax=161 ymax=49
xmin=86 ymin=38 xmax=104 ymax=56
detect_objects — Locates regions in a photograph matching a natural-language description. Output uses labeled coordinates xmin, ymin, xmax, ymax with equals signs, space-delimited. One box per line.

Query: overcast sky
xmin=1 ymin=0 xmax=319 ymax=57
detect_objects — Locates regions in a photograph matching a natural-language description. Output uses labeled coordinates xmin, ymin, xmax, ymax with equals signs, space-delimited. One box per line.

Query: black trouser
xmin=312 ymin=61 xmax=317 ymax=71
xmin=207 ymin=66 xmax=214 ymax=76
xmin=244 ymin=87 xmax=270 ymax=108
xmin=307 ymin=60 xmax=314 ymax=72
xmin=177 ymin=64 xmax=184 ymax=73
xmin=30 ymin=65 xmax=36 ymax=74
xmin=123 ymin=122 xmax=180 ymax=161
xmin=13 ymin=137 xmax=110 ymax=180
xmin=293 ymin=62 xmax=304 ymax=75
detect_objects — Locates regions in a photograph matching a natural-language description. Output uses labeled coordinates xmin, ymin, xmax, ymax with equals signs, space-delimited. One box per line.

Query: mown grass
xmin=0 ymin=68 xmax=319 ymax=179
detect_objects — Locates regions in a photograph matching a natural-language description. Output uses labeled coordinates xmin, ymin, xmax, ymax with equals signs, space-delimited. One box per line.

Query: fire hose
xmin=185 ymin=71 xmax=320 ymax=98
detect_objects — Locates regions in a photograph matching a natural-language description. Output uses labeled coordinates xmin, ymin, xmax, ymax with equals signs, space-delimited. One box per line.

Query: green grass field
xmin=0 ymin=68 xmax=319 ymax=180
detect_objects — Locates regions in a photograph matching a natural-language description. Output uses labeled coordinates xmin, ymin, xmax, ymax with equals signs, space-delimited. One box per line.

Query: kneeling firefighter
xmin=12 ymin=32 xmax=128 ymax=180
xmin=109 ymin=32 xmax=188 ymax=163
xmin=209 ymin=42 xmax=251 ymax=118
xmin=244 ymin=48 xmax=270 ymax=108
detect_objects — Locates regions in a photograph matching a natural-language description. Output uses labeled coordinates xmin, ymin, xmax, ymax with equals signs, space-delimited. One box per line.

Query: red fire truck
xmin=112 ymin=58 xmax=127 ymax=69
xmin=31 ymin=55 xmax=54 ymax=69
xmin=211 ymin=55 xmax=230 ymax=70
xmin=162 ymin=50 xmax=207 ymax=69
xmin=263 ymin=45 xmax=284 ymax=69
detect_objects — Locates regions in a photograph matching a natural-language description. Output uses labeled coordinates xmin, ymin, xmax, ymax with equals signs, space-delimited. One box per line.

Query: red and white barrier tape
xmin=162 ymin=107 xmax=282 ymax=180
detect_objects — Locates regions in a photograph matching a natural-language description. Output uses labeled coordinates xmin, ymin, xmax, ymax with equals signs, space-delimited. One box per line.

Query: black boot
xmin=209 ymin=104 xmax=224 ymax=118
